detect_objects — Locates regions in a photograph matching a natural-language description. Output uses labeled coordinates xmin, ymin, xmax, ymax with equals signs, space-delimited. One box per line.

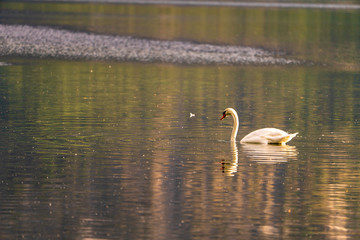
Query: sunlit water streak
xmin=32 ymin=0 xmax=360 ymax=9
xmin=0 ymin=24 xmax=299 ymax=65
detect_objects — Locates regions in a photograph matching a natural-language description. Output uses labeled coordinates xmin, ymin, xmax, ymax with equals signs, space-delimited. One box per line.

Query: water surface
xmin=0 ymin=1 xmax=360 ymax=239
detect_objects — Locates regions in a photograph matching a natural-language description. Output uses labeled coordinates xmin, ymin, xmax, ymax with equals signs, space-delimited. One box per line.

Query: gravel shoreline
xmin=0 ymin=24 xmax=299 ymax=65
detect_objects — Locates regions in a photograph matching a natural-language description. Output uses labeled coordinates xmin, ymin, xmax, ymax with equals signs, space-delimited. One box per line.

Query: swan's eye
xmin=223 ymin=111 xmax=226 ymax=115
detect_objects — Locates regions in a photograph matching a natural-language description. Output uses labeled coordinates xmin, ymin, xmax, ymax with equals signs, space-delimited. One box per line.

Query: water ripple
xmin=0 ymin=24 xmax=299 ymax=65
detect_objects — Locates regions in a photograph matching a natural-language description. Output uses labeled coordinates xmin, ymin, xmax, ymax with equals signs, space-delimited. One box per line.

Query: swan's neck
xmin=230 ymin=110 xmax=239 ymax=142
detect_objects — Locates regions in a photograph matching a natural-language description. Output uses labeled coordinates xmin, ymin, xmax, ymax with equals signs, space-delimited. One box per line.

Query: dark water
xmin=1 ymin=1 xmax=360 ymax=239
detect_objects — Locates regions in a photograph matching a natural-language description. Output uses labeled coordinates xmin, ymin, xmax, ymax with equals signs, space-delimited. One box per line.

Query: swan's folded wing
xmin=262 ymin=129 xmax=285 ymax=142
xmin=265 ymin=131 xmax=298 ymax=144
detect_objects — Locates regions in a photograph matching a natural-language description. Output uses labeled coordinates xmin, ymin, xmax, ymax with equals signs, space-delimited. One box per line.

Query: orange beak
xmin=220 ymin=113 xmax=226 ymax=120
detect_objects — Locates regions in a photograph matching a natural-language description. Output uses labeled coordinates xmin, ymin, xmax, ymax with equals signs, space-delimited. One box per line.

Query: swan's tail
xmin=280 ymin=132 xmax=298 ymax=144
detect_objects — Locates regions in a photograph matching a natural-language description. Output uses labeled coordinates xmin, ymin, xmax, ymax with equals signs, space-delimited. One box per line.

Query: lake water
xmin=0 ymin=1 xmax=360 ymax=239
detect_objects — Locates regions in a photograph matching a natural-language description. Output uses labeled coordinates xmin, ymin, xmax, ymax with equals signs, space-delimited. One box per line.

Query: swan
xmin=220 ymin=108 xmax=298 ymax=144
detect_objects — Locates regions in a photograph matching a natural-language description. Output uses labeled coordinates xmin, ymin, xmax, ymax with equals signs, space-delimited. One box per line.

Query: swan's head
xmin=220 ymin=108 xmax=236 ymax=120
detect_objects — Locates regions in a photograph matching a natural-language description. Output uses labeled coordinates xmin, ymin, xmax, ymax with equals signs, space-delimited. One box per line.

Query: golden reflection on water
xmin=325 ymin=183 xmax=351 ymax=238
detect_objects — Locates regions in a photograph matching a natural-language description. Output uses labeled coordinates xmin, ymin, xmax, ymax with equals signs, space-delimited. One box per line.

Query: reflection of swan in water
xmin=221 ymin=141 xmax=238 ymax=176
xmin=220 ymin=108 xmax=298 ymax=144
xmin=221 ymin=142 xmax=297 ymax=175
xmin=241 ymin=144 xmax=298 ymax=164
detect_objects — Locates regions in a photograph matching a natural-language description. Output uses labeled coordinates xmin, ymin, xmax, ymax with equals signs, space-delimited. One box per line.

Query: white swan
xmin=220 ymin=108 xmax=298 ymax=144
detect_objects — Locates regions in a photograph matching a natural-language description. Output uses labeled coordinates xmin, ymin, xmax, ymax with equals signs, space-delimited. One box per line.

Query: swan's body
xmin=239 ymin=128 xmax=297 ymax=144
xmin=220 ymin=108 xmax=298 ymax=144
